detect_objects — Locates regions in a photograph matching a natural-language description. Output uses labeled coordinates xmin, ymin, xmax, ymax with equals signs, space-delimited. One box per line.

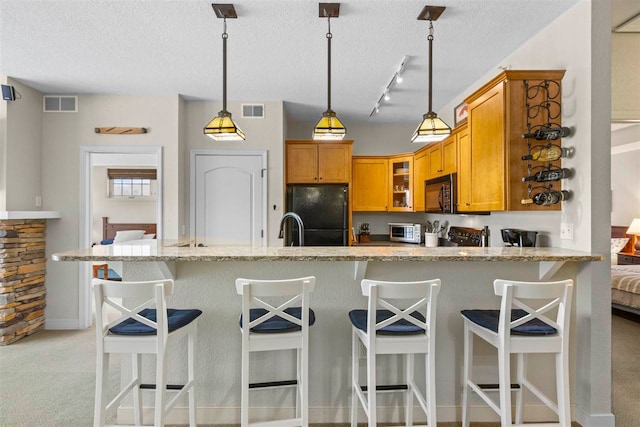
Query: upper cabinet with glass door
xmin=388 ymin=155 xmax=414 ymax=212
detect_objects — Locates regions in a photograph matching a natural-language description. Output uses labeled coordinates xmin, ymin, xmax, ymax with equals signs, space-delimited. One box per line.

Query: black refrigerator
xmin=285 ymin=184 xmax=349 ymax=246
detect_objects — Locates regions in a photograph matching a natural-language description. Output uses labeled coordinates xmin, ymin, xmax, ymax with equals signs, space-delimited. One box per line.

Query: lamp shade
xmin=411 ymin=112 xmax=451 ymax=143
xmin=204 ymin=110 xmax=245 ymax=141
xmin=312 ymin=110 xmax=346 ymax=140
xmin=627 ymin=218 xmax=640 ymax=235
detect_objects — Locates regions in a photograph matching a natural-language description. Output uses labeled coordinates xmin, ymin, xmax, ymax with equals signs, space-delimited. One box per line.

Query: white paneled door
xmin=191 ymin=150 xmax=266 ymax=247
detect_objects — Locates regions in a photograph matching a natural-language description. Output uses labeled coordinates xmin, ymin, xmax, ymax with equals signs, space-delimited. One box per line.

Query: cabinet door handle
xmin=319 ymin=176 xmax=323 ymax=180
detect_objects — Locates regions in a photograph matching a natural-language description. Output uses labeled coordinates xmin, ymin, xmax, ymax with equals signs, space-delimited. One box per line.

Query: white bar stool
xmin=349 ymin=278 xmax=441 ymax=427
xmin=461 ymin=278 xmax=574 ymax=427
xmin=92 ymin=278 xmax=201 ymax=427
xmin=235 ymin=276 xmax=316 ymax=427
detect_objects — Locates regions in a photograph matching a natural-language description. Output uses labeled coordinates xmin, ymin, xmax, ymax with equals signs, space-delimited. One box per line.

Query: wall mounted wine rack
xmin=521 ymin=79 xmax=573 ymax=206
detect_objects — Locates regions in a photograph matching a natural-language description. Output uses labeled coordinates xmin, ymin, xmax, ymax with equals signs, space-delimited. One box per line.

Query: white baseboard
xmin=45 ymin=318 xmax=80 ymax=330
xmin=117 ymin=403 xmax=573 ymax=424
xmin=575 ymin=407 xmax=616 ymax=427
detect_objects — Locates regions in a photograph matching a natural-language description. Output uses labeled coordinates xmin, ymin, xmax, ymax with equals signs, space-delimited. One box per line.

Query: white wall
xmin=0 ymin=75 xmax=6 ymax=211
xmin=612 ymin=33 xmax=640 ymax=121
xmin=90 ymin=166 xmax=156 ymax=243
xmin=41 ymin=95 xmax=181 ymax=326
xmin=4 ymin=77 xmax=43 ymax=210
xmin=184 ymin=100 xmax=285 ymax=247
xmin=178 ymin=96 xmax=187 ymax=237
xmin=611 ymin=146 xmax=640 ymax=226
xmin=610 ymin=124 xmax=640 ymax=226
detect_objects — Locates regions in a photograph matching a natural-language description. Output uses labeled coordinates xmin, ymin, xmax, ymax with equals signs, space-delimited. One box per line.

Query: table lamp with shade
xmin=627 ymin=218 xmax=640 ymax=254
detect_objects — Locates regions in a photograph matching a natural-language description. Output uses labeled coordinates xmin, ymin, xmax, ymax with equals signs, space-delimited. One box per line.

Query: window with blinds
xmin=107 ymin=169 xmax=157 ymax=199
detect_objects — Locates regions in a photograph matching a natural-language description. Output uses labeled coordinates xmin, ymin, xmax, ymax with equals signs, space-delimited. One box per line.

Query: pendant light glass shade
xmin=204 ymin=4 xmax=245 ymax=142
xmin=411 ymin=112 xmax=450 ymax=143
xmin=313 ymin=109 xmax=346 ymax=140
xmin=204 ymin=110 xmax=246 ymax=141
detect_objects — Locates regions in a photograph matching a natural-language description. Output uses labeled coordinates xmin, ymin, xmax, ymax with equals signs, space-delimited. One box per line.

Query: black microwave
xmin=424 ymin=173 xmax=457 ymax=214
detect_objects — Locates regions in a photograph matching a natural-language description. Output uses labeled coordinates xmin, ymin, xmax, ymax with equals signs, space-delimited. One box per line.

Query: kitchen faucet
xmin=278 ymin=212 xmax=305 ymax=246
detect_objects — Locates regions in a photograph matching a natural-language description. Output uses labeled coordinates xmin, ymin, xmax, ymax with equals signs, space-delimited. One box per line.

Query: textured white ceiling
xmin=0 ymin=0 xmax=589 ymax=124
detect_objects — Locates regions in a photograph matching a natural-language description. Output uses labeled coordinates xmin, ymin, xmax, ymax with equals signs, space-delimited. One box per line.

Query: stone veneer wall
xmin=0 ymin=219 xmax=47 ymax=345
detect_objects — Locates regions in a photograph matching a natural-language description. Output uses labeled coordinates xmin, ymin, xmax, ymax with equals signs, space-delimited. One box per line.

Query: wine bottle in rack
xmin=521 ymin=126 xmax=571 ymax=140
xmin=521 ymin=190 xmax=571 ymax=206
xmin=522 ymin=145 xmax=570 ymax=162
xmin=522 ymin=168 xmax=573 ymax=182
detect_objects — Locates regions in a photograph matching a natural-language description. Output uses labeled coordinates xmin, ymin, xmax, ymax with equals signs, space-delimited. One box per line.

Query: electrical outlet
xmin=35 ymin=196 xmax=42 ymax=207
xmin=560 ymin=223 xmax=573 ymax=240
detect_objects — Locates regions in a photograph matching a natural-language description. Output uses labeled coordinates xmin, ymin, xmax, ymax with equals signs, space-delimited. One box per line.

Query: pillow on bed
xmin=611 ymin=238 xmax=629 ymax=265
xmin=142 ymin=233 xmax=156 ymax=240
xmin=113 ymin=230 xmax=145 ymax=243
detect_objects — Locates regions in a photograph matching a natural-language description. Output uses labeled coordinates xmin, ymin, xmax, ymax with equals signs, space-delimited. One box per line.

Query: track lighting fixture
xmin=369 ymin=56 xmax=408 ymax=117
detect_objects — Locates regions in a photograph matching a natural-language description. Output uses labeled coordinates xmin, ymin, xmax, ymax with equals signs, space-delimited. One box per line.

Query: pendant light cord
xmin=222 ymin=17 xmax=228 ymax=112
xmin=428 ymin=20 xmax=434 ymax=114
xmin=326 ymin=16 xmax=332 ymax=111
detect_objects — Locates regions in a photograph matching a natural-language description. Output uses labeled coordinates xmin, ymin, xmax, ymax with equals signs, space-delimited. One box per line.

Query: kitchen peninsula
xmin=52 ymin=242 xmax=602 ymax=424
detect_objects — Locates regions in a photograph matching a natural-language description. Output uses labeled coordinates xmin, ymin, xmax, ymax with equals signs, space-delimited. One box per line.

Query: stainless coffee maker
xmin=501 ymin=229 xmax=538 ymax=247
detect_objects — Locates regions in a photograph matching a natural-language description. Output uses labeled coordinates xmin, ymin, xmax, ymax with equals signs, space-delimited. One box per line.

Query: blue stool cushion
xmin=349 ymin=309 xmax=426 ymax=335
xmin=461 ymin=309 xmax=557 ymax=335
xmin=96 ymin=268 xmax=122 ymax=281
xmin=109 ymin=308 xmax=202 ymax=335
xmin=240 ymin=307 xmax=316 ymax=333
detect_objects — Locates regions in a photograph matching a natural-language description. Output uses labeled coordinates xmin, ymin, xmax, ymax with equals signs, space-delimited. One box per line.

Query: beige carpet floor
xmin=611 ymin=312 xmax=640 ymax=427
xmin=1 ymin=314 xmax=635 ymax=426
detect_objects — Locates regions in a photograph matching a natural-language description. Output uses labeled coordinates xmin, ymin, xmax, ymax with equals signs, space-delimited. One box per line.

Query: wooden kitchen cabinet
xmin=388 ymin=155 xmax=414 ymax=212
xmin=286 ymin=140 xmax=353 ymax=184
xmin=352 ymin=154 xmax=414 ymax=212
xmin=352 ymin=157 xmax=389 ymax=211
xmin=412 ymin=148 xmax=429 ymax=212
xmin=426 ymin=135 xmax=457 ymax=180
xmin=457 ymin=70 xmax=565 ymax=212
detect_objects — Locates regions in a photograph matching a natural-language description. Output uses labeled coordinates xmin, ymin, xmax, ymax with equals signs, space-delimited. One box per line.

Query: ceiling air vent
xmin=43 ymin=96 xmax=78 ymax=112
xmin=242 ymin=104 xmax=264 ymax=118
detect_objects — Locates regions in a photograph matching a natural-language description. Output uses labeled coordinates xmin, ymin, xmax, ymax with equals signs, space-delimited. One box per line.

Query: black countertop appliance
xmin=501 ymin=229 xmax=538 ymax=247
xmin=285 ymin=184 xmax=349 ymax=246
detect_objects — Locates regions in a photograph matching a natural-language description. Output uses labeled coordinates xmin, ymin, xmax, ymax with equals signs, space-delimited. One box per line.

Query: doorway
xmin=78 ymin=145 xmax=163 ymax=329
xmin=190 ymin=149 xmax=267 ymax=247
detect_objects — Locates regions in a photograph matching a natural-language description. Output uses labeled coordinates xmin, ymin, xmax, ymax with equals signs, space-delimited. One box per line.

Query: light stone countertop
xmin=51 ymin=240 xmax=604 ymax=262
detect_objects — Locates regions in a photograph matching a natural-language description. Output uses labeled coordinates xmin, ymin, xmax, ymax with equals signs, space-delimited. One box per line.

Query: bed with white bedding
xmin=611 ymin=225 xmax=640 ymax=315
xmin=612 ymin=264 xmax=640 ymax=312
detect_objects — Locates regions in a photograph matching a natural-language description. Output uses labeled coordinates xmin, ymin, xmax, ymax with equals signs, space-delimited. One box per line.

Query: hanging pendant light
xmin=411 ymin=6 xmax=451 ymax=144
xmin=204 ymin=4 xmax=245 ymax=141
xmin=313 ymin=3 xmax=346 ymax=141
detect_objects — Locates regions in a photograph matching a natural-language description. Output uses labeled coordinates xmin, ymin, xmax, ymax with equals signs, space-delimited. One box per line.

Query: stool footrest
xmin=478 ymin=383 xmax=521 ymax=390
xmin=361 ymin=384 xmax=408 ymax=392
xmin=140 ymin=383 xmax=184 ymax=390
xmin=249 ymin=379 xmax=298 ymax=389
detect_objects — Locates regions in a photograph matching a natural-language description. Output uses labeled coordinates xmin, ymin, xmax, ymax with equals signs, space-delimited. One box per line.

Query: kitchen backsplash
xmin=353 ymin=210 xmax=564 ymax=247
